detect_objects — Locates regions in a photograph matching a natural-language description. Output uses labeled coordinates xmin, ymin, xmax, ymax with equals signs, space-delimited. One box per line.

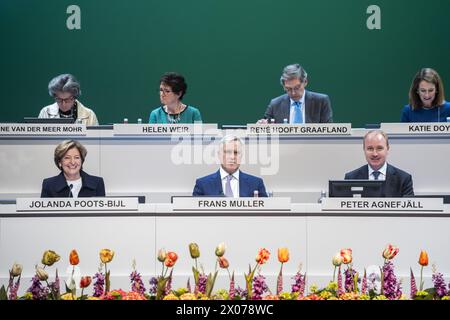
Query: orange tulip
xmin=69 ymin=249 xmax=79 ymax=265
xmin=218 ymin=256 xmax=229 ymax=269
xmin=418 ymin=250 xmax=428 ymax=266
xmin=99 ymin=249 xmax=115 ymax=264
xmin=80 ymin=276 xmax=92 ymax=288
xmin=167 ymin=251 xmax=178 ymax=263
xmin=255 ymin=248 xmax=270 ymax=265
xmin=277 ymin=247 xmax=289 ymax=263
xmin=340 ymin=248 xmax=353 ymax=264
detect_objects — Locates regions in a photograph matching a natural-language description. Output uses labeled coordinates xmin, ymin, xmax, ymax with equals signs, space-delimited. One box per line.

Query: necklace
xmin=165 ymin=104 xmax=184 ymax=123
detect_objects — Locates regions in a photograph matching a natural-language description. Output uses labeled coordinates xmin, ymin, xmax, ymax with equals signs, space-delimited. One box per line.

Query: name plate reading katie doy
xmin=247 ymin=123 xmax=351 ymax=135
xmin=321 ymin=198 xmax=444 ymax=212
xmin=172 ymin=197 xmax=292 ymax=212
xmin=16 ymin=198 xmax=139 ymax=212
xmin=113 ymin=123 xmax=218 ymax=135
xmin=380 ymin=122 xmax=450 ymax=135
xmin=0 ymin=124 xmax=86 ymax=136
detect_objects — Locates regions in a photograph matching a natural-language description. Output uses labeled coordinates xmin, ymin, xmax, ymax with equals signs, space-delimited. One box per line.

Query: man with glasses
xmin=259 ymin=63 xmax=333 ymax=124
xmin=38 ymin=74 xmax=99 ymax=125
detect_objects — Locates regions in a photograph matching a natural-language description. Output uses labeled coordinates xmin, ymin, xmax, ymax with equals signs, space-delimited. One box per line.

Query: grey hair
xmin=48 ymin=74 xmax=81 ymax=98
xmin=219 ymin=134 xmax=244 ymax=149
xmin=280 ymin=63 xmax=308 ymax=86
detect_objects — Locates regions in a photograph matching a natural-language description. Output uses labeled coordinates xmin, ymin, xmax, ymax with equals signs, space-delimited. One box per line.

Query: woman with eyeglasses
xmin=41 ymin=140 xmax=105 ymax=198
xmin=38 ymin=74 xmax=99 ymax=125
xmin=401 ymin=68 xmax=450 ymax=122
xmin=149 ymin=72 xmax=202 ymax=124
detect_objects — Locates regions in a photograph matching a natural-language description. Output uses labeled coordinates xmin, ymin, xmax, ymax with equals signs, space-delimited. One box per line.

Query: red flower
xmin=80 ymin=276 xmax=92 ymax=288
xmin=69 ymin=249 xmax=79 ymax=266
xmin=255 ymin=248 xmax=270 ymax=265
xmin=340 ymin=248 xmax=353 ymax=264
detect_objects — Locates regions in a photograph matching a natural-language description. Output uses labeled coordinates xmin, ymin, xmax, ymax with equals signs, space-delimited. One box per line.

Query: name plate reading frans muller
xmin=172 ymin=197 xmax=291 ymax=212
xmin=113 ymin=123 xmax=218 ymax=135
xmin=247 ymin=123 xmax=351 ymax=135
xmin=16 ymin=197 xmax=139 ymax=212
xmin=0 ymin=124 xmax=86 ymax=136
xmin=381 ymin=122 xmax=450 ymax=135
xmin=321 ymin=198 xmax=444 ymax=212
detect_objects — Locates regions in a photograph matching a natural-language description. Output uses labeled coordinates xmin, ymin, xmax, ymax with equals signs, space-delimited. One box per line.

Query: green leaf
xmin=0 ymin=285 xmax=7 ymax=300
xmin=205 ymin=271 xmax=218 ymax=298
xmin=192 ymin=266 xmax=200 ymax=286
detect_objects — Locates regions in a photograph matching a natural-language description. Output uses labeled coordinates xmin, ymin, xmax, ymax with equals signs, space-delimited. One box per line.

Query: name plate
xmin=113 ymin=123 xmax=218 ymax=135
xmin=0 ymin=124 xmax=86 ymax=136
xmin=380 ymin=122 xmax=450 ymax=135
xmin=172 ymin=197 xmax=291 ymax=212
xmin=16 ymin=197 xmax=138 ymax=212
xmin=247 ymin=123 xmax=351 ymax=135
xmin=321 ymin=198 xmax=444 ymax=212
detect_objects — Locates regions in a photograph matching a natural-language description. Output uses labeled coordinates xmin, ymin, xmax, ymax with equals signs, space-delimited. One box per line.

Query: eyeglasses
xmin=55 ymin=96 xmax=75 ymax=104
xmin=284 ymin=85 xmax=303 ymax=93
xmin=159 ymin=88 xmax=173 ymax=94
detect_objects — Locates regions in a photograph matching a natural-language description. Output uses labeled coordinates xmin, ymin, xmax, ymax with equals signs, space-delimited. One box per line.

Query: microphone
xmin=69 ymin=184 xmax=73 ymax=198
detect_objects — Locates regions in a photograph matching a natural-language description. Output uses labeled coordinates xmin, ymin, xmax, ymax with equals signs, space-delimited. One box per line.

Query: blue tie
xmin=373 ymin=171 xmax=381 ymax=180
xmin=293 ymin=101 xmax=302 ymax=124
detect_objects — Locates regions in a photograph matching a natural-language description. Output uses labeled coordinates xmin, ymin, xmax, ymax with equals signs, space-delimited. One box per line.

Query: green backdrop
xmin=1 ymin=0 xmax=449 ymax=127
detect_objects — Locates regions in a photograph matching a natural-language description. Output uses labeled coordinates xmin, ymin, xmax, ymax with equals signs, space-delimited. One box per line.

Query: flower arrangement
xmin=1 ymin=245 xmax=449 ymax=300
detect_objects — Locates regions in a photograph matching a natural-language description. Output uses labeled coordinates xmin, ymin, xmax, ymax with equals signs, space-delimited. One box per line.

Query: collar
xmin=290 ymin=91 xmax=306 ymax=107
xmin=368 ymin=162 xmax=387 ymax=177
xmin=219 ymin=167 xmax=240 ymax=181
xmin=54 ymin=170 xmax=95 ymax=192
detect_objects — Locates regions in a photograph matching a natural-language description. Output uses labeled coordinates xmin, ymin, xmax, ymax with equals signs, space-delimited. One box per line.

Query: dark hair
xmin=408 ymin=68 xmax=445 ymax=110
xmin=160 ymin=72 xmax=187 ymax=100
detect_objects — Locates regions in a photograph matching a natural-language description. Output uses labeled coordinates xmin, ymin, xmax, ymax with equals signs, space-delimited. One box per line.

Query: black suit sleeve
xmin=40 ymin=180 xmax=49 ymax=198
xmin=192 ymin=179 xmax=203 ymax=196
xmin=258 ymin=178 xmax=268 ymax=197
xmin=96 ymin=178 xmax=106 ymax=196
xmin=321 ymin=95 xmax=333 ymax=123
xmin=264 ymin=102 xmax=275 ymax=120
xmin=401 ymin=174 xmax=414 ymax=197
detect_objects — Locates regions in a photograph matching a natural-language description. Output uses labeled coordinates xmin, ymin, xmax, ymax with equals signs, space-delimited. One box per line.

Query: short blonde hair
xmin=54 ymin=140 xmax=87 ymax=170
xmin=363 ymin=130 xmax=389 ymax=149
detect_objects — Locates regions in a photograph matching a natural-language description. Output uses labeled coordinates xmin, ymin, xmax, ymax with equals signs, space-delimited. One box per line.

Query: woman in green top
xmin=149 ymin=72 xmax=202 ymax=124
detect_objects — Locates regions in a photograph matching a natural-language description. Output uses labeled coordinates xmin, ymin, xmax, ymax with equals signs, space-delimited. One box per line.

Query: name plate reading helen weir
xmin=0 ymin=124 xmax=86 ymax=136
xmin=113 ymin=123 xmax=218 ymax=135
xmin=172 ymin=197 xmax=291 ymax=212
xmin=247 ymin=123 xmax=351 ymax=135
xmin=321 ymin=198 xmax=443 ymax=212
xmin=380 ymin=122 xmax=450 ymax=135
xmin=16 ymin=197 xmax=139 ymax=212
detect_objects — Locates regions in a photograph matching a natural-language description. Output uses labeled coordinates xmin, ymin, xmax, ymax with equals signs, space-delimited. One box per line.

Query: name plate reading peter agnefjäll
xmin=172 ymin=197 xmax=292 ymax=212
xmin=321 ymin=198 xmax=444 ymax=212
xmin=246 ymin=123 xmax=351 ymax=135
xmin=113 ymin=123 xmax=218 ymax=135
xmin=0 ymin=124 xmax=86 ymax=136
xmin=380 ymin=122 xmax=450 ymax=135
xmin=16 ymin=198 xmax=139 ymax=212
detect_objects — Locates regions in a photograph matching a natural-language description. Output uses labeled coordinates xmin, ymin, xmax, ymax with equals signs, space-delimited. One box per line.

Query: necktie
xmin=293 ymin=101 xmax=302 ymax=124
xmin=224 ymin=175 xmax=234 ymax=197
xmin=372 ymin=171 xmax=381 ymax=180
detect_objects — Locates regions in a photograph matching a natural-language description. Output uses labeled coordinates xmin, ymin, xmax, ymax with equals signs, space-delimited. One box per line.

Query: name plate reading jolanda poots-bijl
xmin=171 ymin=197 xmax=291 ymax=212
xmin=16 ymin=198 xmax=139 ymax=212
xmin=0 ymin=123 xmax=86 ymax=136
xmin=246 ymin=123 xmax=351 ymax=135
xmin=321 ymin=197 xmax=444 ymax=212
xmin=113 ymin=123 xmax=218 ymax=135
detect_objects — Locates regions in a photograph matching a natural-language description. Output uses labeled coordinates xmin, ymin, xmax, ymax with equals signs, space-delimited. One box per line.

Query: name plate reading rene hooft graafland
xmin=113 ymin=124 xmax=218 ymax=135
xmin=381 ymin=122 xmax=450 ymax=135
xmin=16 ymin=198 xmax=138 ymax=212
xmin=246 ymin=123 xmax=351 ymax=135
xmin=172 ymin=197 xmax=291 ymax=212
xmin=0 ymin=124 xmax=86 ymax=136
xmin=321 ymin=198 xmax=444 ymax=212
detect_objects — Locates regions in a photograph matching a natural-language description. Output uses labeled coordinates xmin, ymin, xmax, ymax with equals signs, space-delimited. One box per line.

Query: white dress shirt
xmin=220 ymin=167 xmax=239 ymax=198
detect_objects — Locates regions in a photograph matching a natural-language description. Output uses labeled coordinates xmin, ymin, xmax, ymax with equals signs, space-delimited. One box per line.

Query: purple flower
xmin=165 ymin=270 xmax=173 ymax=295
xmin=229 ymin=275 xmax=235 ymax=300
xmin=344 ymin=267 xmax=359 ymax=292
xmin=186 ymin=278 xmax=191 ymax=293
xmin=432 ymin=271 xmax=448 ymax=298
xmin=93 ymin=272 xmax=105 ymax=297
xmin=382 ymin=261 xmax=401 ymax=300
xmin=149 ymin=277 xmax=158 ymax=295
xmin=130 ymin=270 xmax=146 ymax=295
xmin=252 ymin=275 xmax=268 ymax=300
xmin=291 ymin=271 xmax=306 ymax=296
xmin=410 ymin=268 xmax=417 ymax=299
xmin=26 ymin=275 xmax=49 ymax=300
xmin=8 ymin=276 xmax=20 ymax=300
xmin=235 ymin=286 xmax=247 ymax=299
xmin=337 ymin=266 xmax=344 ymax=296
xmin=361 ymin=271 xmax=367 ymax=295
xmin=367 ymin=272 xmax=379 ymax=293
xmin=198 ymin=273 xmax=207 ymax=294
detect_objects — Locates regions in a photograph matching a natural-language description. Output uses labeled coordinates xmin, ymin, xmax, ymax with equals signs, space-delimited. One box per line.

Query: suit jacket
xmin=41 ymin=170 xmax=106 ymax=197
xmin=264 ymin=91 xmax=333 ymax=123
xmin=193 ymin=170 xmax=268 ymax=197
xmin=344 ymin=164 xmax=414 ymax=197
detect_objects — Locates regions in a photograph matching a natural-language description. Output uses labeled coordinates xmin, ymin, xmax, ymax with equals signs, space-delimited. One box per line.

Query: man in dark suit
xmin=193 ymin=135 xmax=268 ymax=197
xmin=259 ymin=63 xmax=333 ymax=123
xmin=345 ymin=130 xmax=414 ymax=197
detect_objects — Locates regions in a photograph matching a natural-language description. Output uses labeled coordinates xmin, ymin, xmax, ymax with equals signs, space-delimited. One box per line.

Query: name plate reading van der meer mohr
xmin=0 ymin=124 xmax=86 ymax=136
xmin=172 ymin=197 xmax=292 ymax=212
xmin=16 ymin=198 xmax=139 ymax=212
xmin=321 ymin=198 xmax=444 ymax=212
xmin=246 ymin=123 xmax=351 ymax=135
xmin=381 ymin=123 xmax=450 ymax=135
xmin=113 ymin=123 xmax=218 ymax=135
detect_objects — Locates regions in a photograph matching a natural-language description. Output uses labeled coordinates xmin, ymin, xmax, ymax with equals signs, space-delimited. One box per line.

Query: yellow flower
xmin=277 ymin=247 xmax=289 ymax=263
xmin=99 ymin=249 xmax=114 ymax=263
xmin=163 ymin=293 xmax=179 ymax=300
xmin=41 ymin=250 xmax=60 ymax=266
xmin=215 ymin=242 xmax=226 ymax=257
xmin=179 ymin=293 xmax=197 ymax=300
xmin=60 ymin=292 xmax=76 ymax=300
xmin=157 ymin=248 xmax=166 ymax=262
xmin=11 ymin=263 xmax=23 ymax=277
xmin=326 ymin=281 xmax=338 ymax=291
xmin=189 ymin=243 xmax=200 ymax=259
xmin=309 ymin=284 xmax=318 ymax=293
